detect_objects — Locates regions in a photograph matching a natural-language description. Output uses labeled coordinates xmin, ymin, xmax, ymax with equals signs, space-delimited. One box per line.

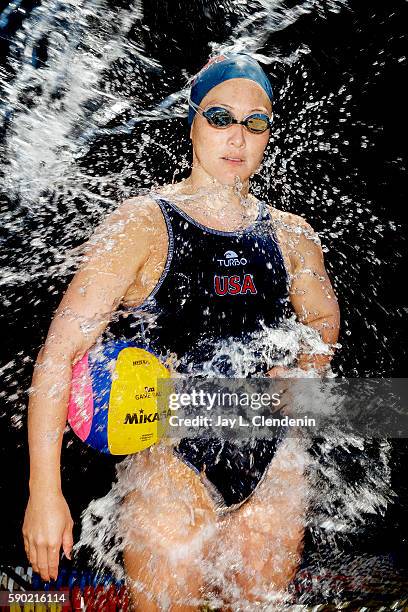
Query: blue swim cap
xmin=188 ymin=52 xmax=273 ymax=126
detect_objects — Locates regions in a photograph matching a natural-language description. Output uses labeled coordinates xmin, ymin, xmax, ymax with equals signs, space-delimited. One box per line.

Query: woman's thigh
xmin=214 ymin=436 xmax=309 ymax=605
xmin=118 ymin=443 xmax=221 ymax=606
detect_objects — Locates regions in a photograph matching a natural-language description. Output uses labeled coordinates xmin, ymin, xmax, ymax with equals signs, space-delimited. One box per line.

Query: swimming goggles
xmin=188 ymin=99 xmax=273 ymax=134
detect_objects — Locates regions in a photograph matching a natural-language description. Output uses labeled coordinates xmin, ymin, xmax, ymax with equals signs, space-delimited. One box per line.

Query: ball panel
xmin=67 ymin=353 xmax=94 ymax=442
xmin=83 ymin=345 xmax=113 ymax=453
xmin=107 ymin=347 xmax=170 ymax=455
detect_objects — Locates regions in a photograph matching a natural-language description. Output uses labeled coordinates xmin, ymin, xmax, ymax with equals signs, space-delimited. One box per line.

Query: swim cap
xmin=188 ymin=52 xmax=273 ymax=126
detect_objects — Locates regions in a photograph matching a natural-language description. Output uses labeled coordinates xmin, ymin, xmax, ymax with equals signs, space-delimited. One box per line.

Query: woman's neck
xmin=164 ymin=170 xmax=253 ymax=212
xmin=155 ymin=173 xmax=259 ymax=232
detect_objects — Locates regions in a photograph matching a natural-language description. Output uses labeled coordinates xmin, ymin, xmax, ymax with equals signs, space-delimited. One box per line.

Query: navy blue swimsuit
xmin=116 ymin=192 xmax=292 ymax=509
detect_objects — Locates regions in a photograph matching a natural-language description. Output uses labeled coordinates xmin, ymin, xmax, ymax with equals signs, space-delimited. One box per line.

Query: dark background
xmin=1 ymin=0 xmax=407 ymax=598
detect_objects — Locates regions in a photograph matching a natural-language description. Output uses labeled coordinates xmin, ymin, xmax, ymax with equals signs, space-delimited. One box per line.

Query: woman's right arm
xmin=22 ymin=197 xmax=157 ymax=582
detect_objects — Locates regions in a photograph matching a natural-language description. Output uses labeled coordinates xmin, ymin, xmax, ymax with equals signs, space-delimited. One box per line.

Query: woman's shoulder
xmin=266 ymin=204 xmax=319 ymax=243
xmin=266 ymin=204 xmax=314 ymax=232
xmin=116 ymin=190 xmax=164 ymax=222
xmin=86 ymin=191 xmax=166 ymax=254
xmin=95 ymin=191 xmax=168 ymax=242
xmin=265 ymin=205 xmax=322 ymax=278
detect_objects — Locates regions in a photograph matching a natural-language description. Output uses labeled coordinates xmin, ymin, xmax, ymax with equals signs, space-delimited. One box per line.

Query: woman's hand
xmin=266 ymin=365 xmax=291 ymax=378
xmin=22 ymin=491 xmax=74 ymax=582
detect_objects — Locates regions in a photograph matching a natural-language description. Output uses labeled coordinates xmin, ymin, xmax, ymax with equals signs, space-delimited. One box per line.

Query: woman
xmin=23 ymin=53 xmax=340 ymax=610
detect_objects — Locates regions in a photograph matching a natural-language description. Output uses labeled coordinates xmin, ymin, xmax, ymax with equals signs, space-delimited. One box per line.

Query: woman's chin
xmin=213 ymin=171 xmax=249 ymax=188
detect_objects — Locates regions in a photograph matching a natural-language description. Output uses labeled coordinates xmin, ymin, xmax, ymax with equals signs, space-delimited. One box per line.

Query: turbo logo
xmin=217 ymin=250 xmax=248 ymax=267
xmin=214 ymin=274 xmax=257 ymax=296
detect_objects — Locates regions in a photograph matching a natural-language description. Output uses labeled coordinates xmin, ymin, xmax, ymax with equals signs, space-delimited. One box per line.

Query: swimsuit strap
xmin=150 ymin=191 xmax=265 ymax=236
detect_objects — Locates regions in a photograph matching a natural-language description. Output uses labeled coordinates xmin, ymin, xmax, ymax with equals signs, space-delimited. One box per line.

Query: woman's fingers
xmin=28 ymin=540 xmax=39 ymax=574
xmin=266 ymin=365 xmax=289 ymax=377
xmin=47 ymin=544 xmax=60 ymax=581
xmin=23 ymin=535 xmax=30 ymax=560
xmin=266 ymin=366 xmax=293 ymax=416
xmin=35 ymin=543 xmax=50 ymax=581
xmin=62 ymin=524 xmax=74 ymax=560
xmin=27 ymin=538 xmax=64 ymax=581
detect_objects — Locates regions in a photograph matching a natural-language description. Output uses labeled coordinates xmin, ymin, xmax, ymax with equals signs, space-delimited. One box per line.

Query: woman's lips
xmin=221 ymin=157 xmax=244 ymax=165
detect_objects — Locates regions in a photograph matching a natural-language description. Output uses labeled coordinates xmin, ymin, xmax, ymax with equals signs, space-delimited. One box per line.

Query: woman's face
xmin=190 ymin=78 xmax=272 ymax=186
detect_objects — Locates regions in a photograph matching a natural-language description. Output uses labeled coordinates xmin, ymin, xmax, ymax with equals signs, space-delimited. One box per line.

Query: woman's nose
xmin=227 ymin=123 xmax=246 ymax=147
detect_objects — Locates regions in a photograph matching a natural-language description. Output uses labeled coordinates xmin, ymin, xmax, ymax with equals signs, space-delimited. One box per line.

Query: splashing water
xmin=1 ymin=0 xmax=406 ymax=608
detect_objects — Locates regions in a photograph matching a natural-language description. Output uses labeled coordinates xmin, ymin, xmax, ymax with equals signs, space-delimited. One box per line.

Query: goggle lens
xmin=245 ymin=115 xmax=270 ymax=133
xmin=204 ymin=107 xmax=233 ymax=127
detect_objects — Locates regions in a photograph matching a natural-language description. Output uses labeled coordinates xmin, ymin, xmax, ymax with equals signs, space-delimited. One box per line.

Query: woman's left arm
xmin=269 ymin=214 xmax=340 ymax=376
